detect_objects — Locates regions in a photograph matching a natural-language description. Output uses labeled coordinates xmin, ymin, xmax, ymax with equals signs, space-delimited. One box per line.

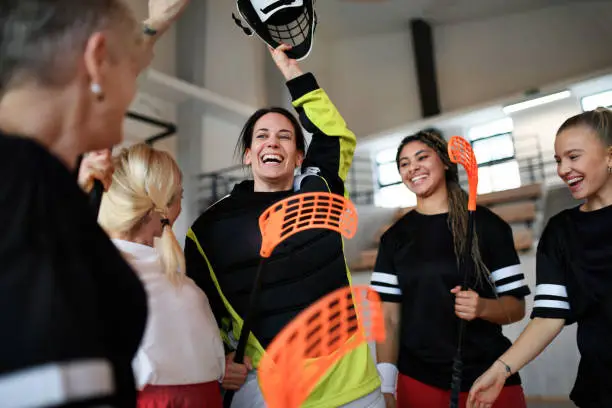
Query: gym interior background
xmin=121 ymin=1 xmax=612 ymax=406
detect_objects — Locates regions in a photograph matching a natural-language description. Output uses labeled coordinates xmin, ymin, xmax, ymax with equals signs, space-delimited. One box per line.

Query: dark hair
xmin=0 ymin=0 xmax=134 ymax=95
xmin=396 ymin=130 xmax=489 ymax=286
xmin=235 ymin=107 xmax=306 ymax=163
xmin=557 ymin=107 xmax=612 ymax=146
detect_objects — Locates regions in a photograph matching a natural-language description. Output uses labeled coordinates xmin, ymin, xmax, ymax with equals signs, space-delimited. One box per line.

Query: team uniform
xmin=531 ymin=205 xmax=612 ymax=408
xmin=371 ymin=206 xmax=530 ymax=407
xmin=0 ymin=133 xmax=147 ymax=407
xmin=185 ymin=73 xmax=382 ymax=408
xmin=112 ymin=239 xmax=226 ymax=408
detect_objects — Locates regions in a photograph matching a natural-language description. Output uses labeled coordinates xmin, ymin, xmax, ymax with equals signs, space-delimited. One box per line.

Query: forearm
xmin=376 ymin=321 xmax=399 ymax=364
xmin=479 ymin=297 xmax=525 ymax=325
xmin=498 ymin=317 xmax=564 ymax=375
xmin=376 ymin=302 xmax=401 ymax=395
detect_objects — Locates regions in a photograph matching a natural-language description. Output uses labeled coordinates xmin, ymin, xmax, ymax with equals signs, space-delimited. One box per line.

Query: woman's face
xmin=244 ymin=112 xmax=304 ymax=188
xmin=397 ymin=140 xmax=447 ymax=198
xmin=555 ymin=125 xmax=612 ymax=200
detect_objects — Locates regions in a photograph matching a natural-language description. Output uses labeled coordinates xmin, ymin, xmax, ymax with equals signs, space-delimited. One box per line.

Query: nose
xmin=557 ymin=159 xmax=570 ymax=178
xmin=408 ymin=161 xmax=420 ymax=175
xmin=265 ymin=136 xmax=280 ymax=148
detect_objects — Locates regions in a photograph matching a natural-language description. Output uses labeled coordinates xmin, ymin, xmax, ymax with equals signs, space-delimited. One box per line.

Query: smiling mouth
xmin=566 ymin=176 xmax=584 ymax=187
xmin=411 ymin=174 xmax=428 ymax=184
xmin=261 ymin=153 xmax=284 ymax=166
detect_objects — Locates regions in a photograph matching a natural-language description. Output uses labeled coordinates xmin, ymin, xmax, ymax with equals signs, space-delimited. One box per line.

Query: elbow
xmin=507 ymin=299 xmax=527 ymax=324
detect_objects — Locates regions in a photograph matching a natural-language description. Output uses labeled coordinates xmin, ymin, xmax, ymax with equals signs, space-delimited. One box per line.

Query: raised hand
xmin=146 ymin=0 xmax=191 ymax=34
xmin=269 ymin=43 xmax=304 ymax=81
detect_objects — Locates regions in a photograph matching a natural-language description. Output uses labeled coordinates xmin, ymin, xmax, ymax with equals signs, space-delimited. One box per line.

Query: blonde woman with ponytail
xmin=370 ymin=130 xmax=529 ymax=408
xmin=98 ymin=144 xmax=226 ymax=408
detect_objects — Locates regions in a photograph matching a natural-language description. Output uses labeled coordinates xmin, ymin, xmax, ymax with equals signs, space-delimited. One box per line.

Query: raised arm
xmin=270 ymin=44 xmax=357 ymax=196
xmin=137 ymin=0 xmax=191 ymax=72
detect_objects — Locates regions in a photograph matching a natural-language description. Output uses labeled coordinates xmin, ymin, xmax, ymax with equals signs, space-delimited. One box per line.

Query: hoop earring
xmin=91 ymin=83 xmax=104 ymax=102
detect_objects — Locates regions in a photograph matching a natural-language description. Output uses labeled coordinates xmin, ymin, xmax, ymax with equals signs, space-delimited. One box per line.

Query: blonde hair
xmin=99 ymin=144 xmax=185 ymax=285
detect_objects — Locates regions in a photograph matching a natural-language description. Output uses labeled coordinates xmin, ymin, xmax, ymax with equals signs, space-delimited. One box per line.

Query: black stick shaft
xmin=223 ymin=260 xmax=266 ymax=408
xmin=449 ymin=212 xmax=475 ymax=408
xmin=90 ymin=179 xmax=104 ymax=216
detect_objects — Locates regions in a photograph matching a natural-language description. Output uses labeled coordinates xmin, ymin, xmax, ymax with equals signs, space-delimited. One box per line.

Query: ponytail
xmin=156 ymin=218 xmax=186 ymax=286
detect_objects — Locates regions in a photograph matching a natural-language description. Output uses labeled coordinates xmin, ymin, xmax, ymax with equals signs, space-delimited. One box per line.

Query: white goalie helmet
xmin=232 ymin=0 xmax=317 ymax=61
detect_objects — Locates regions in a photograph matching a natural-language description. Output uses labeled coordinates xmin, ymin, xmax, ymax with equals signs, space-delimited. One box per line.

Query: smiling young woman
xmin=468 ymin=107 xmax=612 ymax=408
xmin=371 ymin=130 xmax=529 ymax=408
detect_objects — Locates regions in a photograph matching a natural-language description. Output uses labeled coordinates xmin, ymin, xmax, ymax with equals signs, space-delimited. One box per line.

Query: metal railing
xmin=195 ymin=133 xmax=562 ymax=212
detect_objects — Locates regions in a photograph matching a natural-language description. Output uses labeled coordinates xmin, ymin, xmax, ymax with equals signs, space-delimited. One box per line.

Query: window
xmin=374 ymin=147 xmax=416 ymax=208
xmin=581 ymin=89 xmax=612 ymax=111
xmin=467 ymin=118 xmax=521 ymax=195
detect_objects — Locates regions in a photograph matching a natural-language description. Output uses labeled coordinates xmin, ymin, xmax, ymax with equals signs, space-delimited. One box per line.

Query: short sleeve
xmin=479 ymin=208 xmax=530 ymax=299
xmin=530 ymin=218 xmax=571 ymax=321
xmin=369 ymin=236 xmax=402 ymax=303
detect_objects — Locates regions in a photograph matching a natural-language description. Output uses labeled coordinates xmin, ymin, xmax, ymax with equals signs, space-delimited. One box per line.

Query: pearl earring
xmin=90 ymin=83 xmax=104 ymax=101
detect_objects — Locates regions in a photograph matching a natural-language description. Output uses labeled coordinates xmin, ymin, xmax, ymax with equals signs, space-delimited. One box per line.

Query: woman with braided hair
xmin=370 ymin=130 xmax=529 ymax=408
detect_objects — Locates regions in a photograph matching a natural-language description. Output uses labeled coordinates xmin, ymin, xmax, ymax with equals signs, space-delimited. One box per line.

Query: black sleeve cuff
xmin=286 ymin=72 xmax=319 ymax=101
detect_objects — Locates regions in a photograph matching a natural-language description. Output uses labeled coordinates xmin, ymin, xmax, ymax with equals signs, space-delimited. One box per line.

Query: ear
xmin=607 ymin=146 xmax=612 ymax=167
xmin=244 ymin=148 xmax=252 ymax=166
xmin=83 ymin=32 xmax=110 ymax=90
xmin=295 ymin=151 xmax=304 ymax=168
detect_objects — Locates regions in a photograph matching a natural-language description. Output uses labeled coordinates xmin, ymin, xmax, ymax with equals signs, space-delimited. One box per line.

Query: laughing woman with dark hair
xmin=185 ymin=45 xmax=383 ymax=408
xmin=0 ymin=0 xmax=188 ymax=406
xmin=371 ymin=131 xmax=530 ymax=408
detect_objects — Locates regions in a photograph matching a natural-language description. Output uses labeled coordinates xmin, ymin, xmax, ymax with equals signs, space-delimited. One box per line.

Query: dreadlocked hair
xmin=396 ymin=130 xmax=490 ymax=288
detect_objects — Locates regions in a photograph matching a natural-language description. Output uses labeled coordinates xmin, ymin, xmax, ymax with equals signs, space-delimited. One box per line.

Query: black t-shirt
xmin=0 ymin=133 xmax=147 ymax=407
xmin=371 ymin=206 xmax=530 ymax=391
xmin=531 ymin=205 xmax=612 ymax=408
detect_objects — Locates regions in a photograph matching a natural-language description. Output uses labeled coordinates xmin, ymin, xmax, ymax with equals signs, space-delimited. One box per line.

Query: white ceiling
xmin=315 ymin=0 xmax=589 ymax=38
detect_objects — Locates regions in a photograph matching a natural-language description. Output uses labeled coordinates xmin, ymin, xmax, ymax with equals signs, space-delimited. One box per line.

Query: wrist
xmin=476 ymin=297 xmax=487 ymax=318
xmin=377 ymin=362 xmax=398 ymax=394
xmin=494 ymin=358 xmax=513 ymax=378
xmin=284 ymin=67 xmax=304 ymax=81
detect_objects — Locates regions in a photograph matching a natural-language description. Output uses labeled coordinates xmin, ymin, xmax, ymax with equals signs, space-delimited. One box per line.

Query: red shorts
xmin=137 ymin=381 xmax=223 ymax=408
xmin=396 ymin=373 xmax=526 ymax=408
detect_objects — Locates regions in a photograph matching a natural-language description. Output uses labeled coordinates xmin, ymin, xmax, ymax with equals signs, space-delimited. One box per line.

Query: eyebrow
xmin=255 ymin=128 xmax=293 ymax=133
xmin=399 ymin=148 xmax=429 ymax=161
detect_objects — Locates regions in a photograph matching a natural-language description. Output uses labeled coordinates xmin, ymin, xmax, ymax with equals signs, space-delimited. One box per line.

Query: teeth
xmin=262 ymin=154 xmax=283 ymax=163
xmin=411 ymin=175 xmax=427 ymax=182
xmin=567 ymin=177 xmax=583 ymax=186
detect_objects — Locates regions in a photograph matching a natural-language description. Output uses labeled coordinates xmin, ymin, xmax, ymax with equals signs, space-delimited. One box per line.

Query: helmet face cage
xmin=235 ymin=0 xmax=317 ymax=61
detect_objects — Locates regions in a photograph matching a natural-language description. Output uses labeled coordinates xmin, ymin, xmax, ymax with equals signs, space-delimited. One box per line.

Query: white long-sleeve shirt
xmin=112 ymin=239 xmax=225 ymax=389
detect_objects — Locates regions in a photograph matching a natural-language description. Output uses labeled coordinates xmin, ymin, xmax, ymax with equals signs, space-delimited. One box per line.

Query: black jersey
xmin=531 ymin=204 xmax=612 ymax=408
xmin=185 ymin=73 xmax=381 ymax=408
xmin=370 ymin=206 xmax=530 ymax=391
xmin=0 ymin=133 xmax=147 ymax=407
